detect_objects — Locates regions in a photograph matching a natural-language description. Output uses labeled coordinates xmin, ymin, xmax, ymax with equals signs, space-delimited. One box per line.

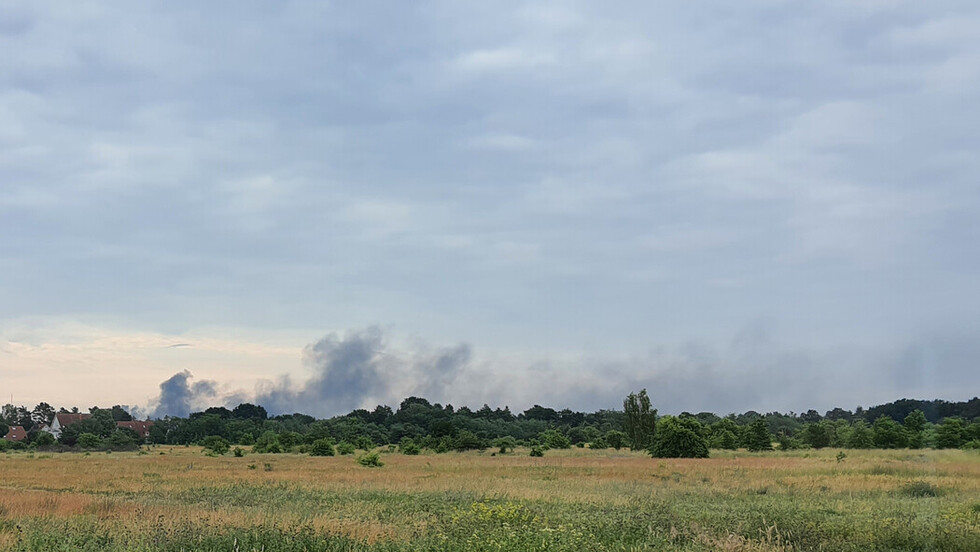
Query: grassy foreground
xmin=0 ymin=447 xmax=978 ymax=551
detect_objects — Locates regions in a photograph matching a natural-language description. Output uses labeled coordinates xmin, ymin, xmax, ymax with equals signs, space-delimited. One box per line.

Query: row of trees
xmin=3 ymin=396 xmax=979 ymax=457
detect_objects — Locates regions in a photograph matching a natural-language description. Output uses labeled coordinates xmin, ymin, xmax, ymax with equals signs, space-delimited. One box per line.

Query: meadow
xmin=1 ymin=447 xmax=978 ymax=551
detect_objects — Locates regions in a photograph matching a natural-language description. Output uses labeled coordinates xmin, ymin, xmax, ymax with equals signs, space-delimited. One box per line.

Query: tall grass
xmin=0 ymin=447 xmax=977 ymax=550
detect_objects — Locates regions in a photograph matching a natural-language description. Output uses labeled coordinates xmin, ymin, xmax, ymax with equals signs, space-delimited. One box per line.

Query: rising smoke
xmin=145 ymin=327 xmax=473 ymax=418
xmin=142 ymin=325 xmax=980 ymax=419
xmin=147 ymin=370 xmax=219 ymax=418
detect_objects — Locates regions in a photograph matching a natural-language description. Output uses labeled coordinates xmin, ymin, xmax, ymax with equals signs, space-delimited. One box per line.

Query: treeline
xmin=2 ymin=396 xmax=979 ymax=455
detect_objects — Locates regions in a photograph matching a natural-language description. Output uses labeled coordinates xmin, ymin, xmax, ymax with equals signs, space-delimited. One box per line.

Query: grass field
xmin=1 ymin=447 xmax=978 ymax=551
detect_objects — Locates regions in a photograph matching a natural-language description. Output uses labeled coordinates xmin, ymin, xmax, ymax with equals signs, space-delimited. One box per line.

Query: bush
xmin=252 ymin=431 xmax=282 ymax=454
xmin=604 ymin=430 xmax=626 ymax=450
xmin=336 ymin=441 xmax=356 ymax=455
xmin=901 ymin=481 xmax=941 ymax=498
xmin=539 ymin=429 xmax=571 ymax=449
xmin=32 ymin=432 xmax=56 ymax=447
xmin=309 ymin=438 xmax=335 ymax=457
xmin=106 ymin=430 xmax=138 ymax=450
xmin=201 ymin=436 xmax=231 ymax=456
xmin=77 ymin=433 xmax=102 ymax=449
xmin=357 ymin=451 xmax=384 ymax=467
xmin=493 ymin=436 xmax=518 ymax=454
xmin=233 ymin=447 xmax=246 ymax=457
xmin=529 ymin=446 xmax=544 ymax=457
xmin=399 ymin=437 xmax=420 ymax=455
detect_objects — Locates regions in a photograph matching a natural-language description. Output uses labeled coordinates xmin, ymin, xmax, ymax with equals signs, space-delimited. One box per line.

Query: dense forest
xmin=2 ymin=395 xmax=979 ymax=457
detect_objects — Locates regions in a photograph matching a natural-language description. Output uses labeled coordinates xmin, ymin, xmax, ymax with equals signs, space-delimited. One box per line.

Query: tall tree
xmin=31 ymin=403 xmax=56 ymax=427
xmin=746 ymin=417 xmax=773 ymax=451
xmin=623 ymin=389 xmax=657 ymax=451
xmin=904 ymin=409 xmax=926 ymax=449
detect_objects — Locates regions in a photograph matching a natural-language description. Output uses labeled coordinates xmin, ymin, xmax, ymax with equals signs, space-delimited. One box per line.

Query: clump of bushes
xmin=399 ymin=437 xmax=420 ymax=455
xmin=357 ymin=451 xmax=384 ymax=467
xmin=901 ymin=481 xmax=941 ymax=498
xmin=309 ymin=438 xmax=335 ymax=457
xmin=200 ymin=436 xmax=230 ymax=456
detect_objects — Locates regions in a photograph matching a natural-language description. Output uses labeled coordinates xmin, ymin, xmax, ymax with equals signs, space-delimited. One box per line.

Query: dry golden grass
xmin=1 ymin=447 xmax=978 ymax=550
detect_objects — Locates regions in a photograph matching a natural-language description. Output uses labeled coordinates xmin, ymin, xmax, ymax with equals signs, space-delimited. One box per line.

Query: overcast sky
xmin=2 ymin=1 xmax=979 ymax=418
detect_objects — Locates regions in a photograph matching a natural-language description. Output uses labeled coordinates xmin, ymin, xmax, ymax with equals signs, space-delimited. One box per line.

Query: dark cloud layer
xmin=4 ymin=3 xmax=980 ymax=412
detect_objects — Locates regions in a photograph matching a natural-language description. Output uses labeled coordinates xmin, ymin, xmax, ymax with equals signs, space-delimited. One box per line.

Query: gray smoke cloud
xmin=254 ymin=327 xmax=473 ymax=416
xmin=148 ymin=370 xmax=218 ymax=418
xmin=141 ymin=325 xmax=980 ymax=419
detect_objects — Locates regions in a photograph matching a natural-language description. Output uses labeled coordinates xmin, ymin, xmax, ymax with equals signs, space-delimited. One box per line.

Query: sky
xmin=2 ymin=1 xmax=979 ymax=418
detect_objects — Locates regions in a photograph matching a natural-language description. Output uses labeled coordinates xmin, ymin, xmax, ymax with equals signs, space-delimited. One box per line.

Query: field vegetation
xmin=1 ymin=446 xmax=978 ymax=551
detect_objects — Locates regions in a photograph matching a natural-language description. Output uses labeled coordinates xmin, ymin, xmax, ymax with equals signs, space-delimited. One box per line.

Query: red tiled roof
xmin=116 ymin=421 xmax=154 ymax=438
xmin=55 ymin=413 xmax=91 ymax=426
xmin=4 ymin=426 xmax=27 ymax=441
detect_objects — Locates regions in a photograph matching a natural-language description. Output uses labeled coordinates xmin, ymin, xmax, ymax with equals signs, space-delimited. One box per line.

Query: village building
xmin=43 ymin=412 xmax=154 ymax=439
xmin=3 ymin=425 xmax=27 ymax=441
xmin=46 ymin=412 xmax=91 ymax=438
xmin=116 ymin=420 xmax=154 ymax=439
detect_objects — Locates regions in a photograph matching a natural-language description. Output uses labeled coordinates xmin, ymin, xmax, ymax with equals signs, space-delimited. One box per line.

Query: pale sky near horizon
xmin=2 ymin=2 xmax=979 ymax=418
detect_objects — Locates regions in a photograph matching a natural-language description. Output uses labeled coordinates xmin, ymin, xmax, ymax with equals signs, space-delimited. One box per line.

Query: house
xmin=116 ymin=420 xmax=154 ymax=439
xmin=3 ymin=425 xmax=27 ymax=441
xmin=46 ymin=413 xmax=91 ymax=438
xmin=44 ymin=412 xmax=154 ymax=440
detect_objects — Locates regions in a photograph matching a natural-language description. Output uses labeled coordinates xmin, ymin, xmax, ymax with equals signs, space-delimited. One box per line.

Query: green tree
xmin=603 ymin=430 xmax=627 ymax=450
xmin=873 ymin=416 xmax=910 ymax=449
xmin=745 ymin=418 xmax=773 ymax=452
xmin=31 ymin=402 xmax=56 ymax=428
xmin=650 ymin=416 xmax=708 ymax=458
xmin=800 ymin=422 xmax=831 ymax=449
xmin=710 ymin=428 xmax=738 ymax=450
xmin=623 ymin=389 xmax=657 ymax=451
xmin=903 ymin=409 xmax=926 ymax=449
xmin=846 ymin=420 xmax=874 ymax=449
xmin=935 ymin=417 xmax=966 ymax=449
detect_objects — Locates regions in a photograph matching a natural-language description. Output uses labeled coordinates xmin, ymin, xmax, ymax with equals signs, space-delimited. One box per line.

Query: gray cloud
xmin=4 ymin=2 xmax=980 ymax=412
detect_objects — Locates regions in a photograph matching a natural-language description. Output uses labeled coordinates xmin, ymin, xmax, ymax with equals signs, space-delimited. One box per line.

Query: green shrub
xmin=200 ymin=436 xmax=231 ymax=456
xmin=399 ymin=437 xmax=420 ymax=455
xmin=309 ymin=438 xmax=335 ymax=457
xmin=233 ymin=447 xmax=245 ymax=458
xmin=357 ymin=451 xmax=384 ymax=467
xmin=539 ymin=429 xmax=571 ymax=449
xmin=337 ymin=441 xmax=356 ymax=455
xmin=77 ymin=433 xmax=102 ymax=449
xmin=901 ymin=481 xmax=941 ymax=498
xmin=529 ymin=446 xmax=544 ymax=457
